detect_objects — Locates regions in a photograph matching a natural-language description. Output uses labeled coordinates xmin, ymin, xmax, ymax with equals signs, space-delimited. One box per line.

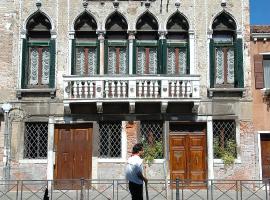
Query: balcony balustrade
xmin=63 ymin=75 xmax=200 ymax=103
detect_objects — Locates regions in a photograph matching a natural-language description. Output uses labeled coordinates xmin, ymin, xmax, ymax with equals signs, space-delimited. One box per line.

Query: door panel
xmin=54 ymin=125 xmax=92 ymax=189
xmin=261 ymin=135 xmax=270 ymax=179
xmin=170 ymin=131 xmax=206 ymax=188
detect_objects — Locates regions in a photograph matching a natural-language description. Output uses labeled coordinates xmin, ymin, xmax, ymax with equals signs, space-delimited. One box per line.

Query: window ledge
xmin=208 ymin=88 xmax=245 ymax=98
xmin=16 ymin=88 xmax=56 ymax=99
xmin=98 ymin=158 xmax=126 ymax=163
xmin=19 ymin=159 xmax=47 ymax=164
xmin=214 ymin=158 xmax=241 ymax=165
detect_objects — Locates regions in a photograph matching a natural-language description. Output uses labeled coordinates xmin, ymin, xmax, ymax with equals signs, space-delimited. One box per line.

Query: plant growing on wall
xmin=142 ymin=140 xmax=163 ymax=166
xmin=214 ymin=138 xmax=237 ymax=166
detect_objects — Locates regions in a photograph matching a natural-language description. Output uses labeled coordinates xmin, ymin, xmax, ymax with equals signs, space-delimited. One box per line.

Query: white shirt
xmin=125 ymin=154 xmax=143 ymax=185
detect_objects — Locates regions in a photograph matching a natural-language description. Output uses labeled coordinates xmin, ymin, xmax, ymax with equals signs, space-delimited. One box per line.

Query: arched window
xmin=166 ymin=12 xmax=189 ymax=75
xmin=73 ymin=12 xmax=98 ymax=75
xmin=210 ymin=12 xmax=243 ymax=88
xmin=22 ymin=12 xmax=55 ymax=88
xmin=134 ymin=12 xmax=159 ymax=75
xmin=104 ymin=12 xmax=128 ymax=75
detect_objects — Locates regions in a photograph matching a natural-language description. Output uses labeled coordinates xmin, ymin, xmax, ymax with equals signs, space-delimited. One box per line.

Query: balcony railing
xmin=63 ymin=75 xmax=200 ymax=102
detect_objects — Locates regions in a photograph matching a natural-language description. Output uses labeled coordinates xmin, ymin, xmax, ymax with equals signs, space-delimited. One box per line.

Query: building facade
xmin=0 ymin=0 xmax=255 ymax=183
xmin=251 ymin=26 xmax=270 ymax=180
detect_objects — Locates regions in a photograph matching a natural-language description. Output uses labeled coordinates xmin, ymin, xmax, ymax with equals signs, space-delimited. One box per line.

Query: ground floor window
xmin=98 ymin=121 xmax=122 ymax=158
xmin=213 ymin=120 xmax=237 ymax=160
xmin=23 ymin=122 xmax=48 ymax=159
xmin=140 ymin=121 xmax=164 ymax=159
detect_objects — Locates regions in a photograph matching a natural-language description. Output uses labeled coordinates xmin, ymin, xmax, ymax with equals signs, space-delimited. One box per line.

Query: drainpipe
xmin=2 ymin=103 xmax=12 ymax=182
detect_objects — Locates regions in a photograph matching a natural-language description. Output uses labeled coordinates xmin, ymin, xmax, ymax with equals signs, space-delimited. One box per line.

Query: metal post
xmin=2 ymin=103 xmax=12 ymax=191
xmin=80 ymin=178 xmax=84 ymax=200
xmin=176 ymin=178 xmax=180 ymax=200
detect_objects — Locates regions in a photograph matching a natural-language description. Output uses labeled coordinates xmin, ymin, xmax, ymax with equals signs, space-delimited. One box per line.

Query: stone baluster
xmin=138 ymin=81 xmax=143 ymax=98
xmin=117 ymin=81 xmax=121 ymax=98
xmin=111 ymin=81 xmax=115 ymax=97
xmin=150 ymin=81 xmax=154 ymax=98
xmin=122 ymin=81 xmax=127 ymax=97
xmin=73 ymin=81 xmax=78 ymax=98
xmin=154 ymin=81 xmax=159 ymax=98
xmin=176 ymin=81 xmax=180 ymax=97
xmin=143 ymin=81 xmax=147 ymax=98
xmin=79 ymin=82 xmax=83 ymax=98
xmin=105 ymin=81 xmax=109 ymax=98
xmin=171 ymin=81 xmax=175 ymax=97
xmin=186 ymin=81 xmax=191 ymax=97
xmin=89 ymin=81 xmax=93 ymax=98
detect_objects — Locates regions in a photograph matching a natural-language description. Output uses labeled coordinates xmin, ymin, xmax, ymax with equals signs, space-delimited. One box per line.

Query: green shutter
xmin=209 ymin=39 xmax=215 ymax=88
xmin=236 ymin=38 xmax=244 ymax=88
xmin=133 ymin=39 xmax=137 ymax=75
xmin=162 ymin=39 xmax=167 ymax=74
xmin=71 ymin=39 xmax=76 ymax=75
xmin=97 ymin=39 xmax=100 ymax=74
xmin=21 ymin=39 xmax=28 ymax=89
xmin=158 ymin=39 xmax=163 ymax=74
xmin=126 ymin=41 xmax=129 ymax=74
xmin=187 ymin=40 xmax=190 ymax=74
xmin=49 ymin=39 xmax=56 ymax=88
xmin=104 ymin=39 xmax=108 ymax=74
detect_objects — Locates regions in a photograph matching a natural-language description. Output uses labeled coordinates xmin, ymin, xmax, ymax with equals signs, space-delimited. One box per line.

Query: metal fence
xmin=0 ymin=179 xmax=269 ymax=200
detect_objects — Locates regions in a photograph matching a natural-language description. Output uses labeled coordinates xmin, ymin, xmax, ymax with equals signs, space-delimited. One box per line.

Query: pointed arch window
xmin=72 ymin=12 xmax=98 ymax=76
xmin=165 ymin=12 xmax=189 ymax=75
xmin=134 ymin=12 xmax=159 ymax=75
xmin=105 ymin=12 xmax=128 ymax=75
xmin=209 ymin=12 xmax=243 ymax=88
xmin=21 ymin=12 xmax=55 ymax=88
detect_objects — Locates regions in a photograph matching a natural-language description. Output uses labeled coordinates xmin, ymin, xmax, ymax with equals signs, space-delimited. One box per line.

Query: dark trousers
xmin=129 ymin=181 xmax=143 ymax=200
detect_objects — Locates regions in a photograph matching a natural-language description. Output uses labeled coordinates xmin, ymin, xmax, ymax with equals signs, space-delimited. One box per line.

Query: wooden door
xmin=261 ymin=134 xmax=270 ymax=179
xmin=54 ymin=125 xmax=92 ymax=189
xmin=169 ymin=132 xmax=207 ymax=187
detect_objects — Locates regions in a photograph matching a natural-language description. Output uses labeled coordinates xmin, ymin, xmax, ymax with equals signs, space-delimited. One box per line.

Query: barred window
xmin=213 ymin=120 xmax=237 ymax=159
xmin=99 ymin=121 xmax=122 ymax=158
xmin=140 ymin=121 xmax=164 ymax=159
xmin=23 ymin=122 xmax=48 ymax=159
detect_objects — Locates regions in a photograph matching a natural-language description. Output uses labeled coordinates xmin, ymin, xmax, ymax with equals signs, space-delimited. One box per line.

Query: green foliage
xmin=214 ymin=138 xmax=237 ymax=166
xmin=142 ymin=140 xmax=163 ymax=166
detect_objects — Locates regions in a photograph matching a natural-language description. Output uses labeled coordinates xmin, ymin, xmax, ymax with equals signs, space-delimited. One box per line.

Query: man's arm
xmin=137 ymin=170 xmax=148 ymax=183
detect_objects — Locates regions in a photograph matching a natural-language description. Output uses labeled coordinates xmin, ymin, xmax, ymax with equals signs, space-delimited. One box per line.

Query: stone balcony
xmin=63 ymin=75 xmax=201 ymax=113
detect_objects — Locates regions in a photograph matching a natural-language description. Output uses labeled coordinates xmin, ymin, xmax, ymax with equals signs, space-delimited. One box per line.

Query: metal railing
xmin=0 ymin=179 xmax=269 ymax=200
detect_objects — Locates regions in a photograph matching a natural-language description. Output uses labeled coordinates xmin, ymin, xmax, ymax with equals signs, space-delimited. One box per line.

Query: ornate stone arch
xmin=72 ymin=10 xmax=99 ymax=32
xmin=134 ymin=10 xmax=160 ymax=31
xmin=102 ymin=11 xmax=129 ymax=31
xmin=23 ymin=10 xmax=54 ymax=35
xmin=209 ymin=10 xmax=239 ymax=33
xmin=164 ymin=11 xmax=190 ymax=32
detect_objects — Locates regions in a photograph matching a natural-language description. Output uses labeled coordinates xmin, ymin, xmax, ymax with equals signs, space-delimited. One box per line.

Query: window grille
xmin=213 ymin=120 xmax=237 ymax=159
xmin=23 ymin=122 xmax=48 ymax=159
xmin=140 ymin=121 xmax=164 ymax=159
xmin=98 ymin=121 xmax=122 ymax=158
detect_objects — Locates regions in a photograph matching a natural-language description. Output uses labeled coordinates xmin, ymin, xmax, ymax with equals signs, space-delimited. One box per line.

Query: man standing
xmin=125 ymin=143 xmax=148 ymax=200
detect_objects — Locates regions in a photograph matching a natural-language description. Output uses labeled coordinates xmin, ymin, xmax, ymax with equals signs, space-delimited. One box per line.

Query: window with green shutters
xmin=73 ymin=11 xmax=98 ymax=76
xmin=135 ymin=40 xmax=158 ymax=75
xmin=166 ymin=41 xmax=189 ymax=75
xmin=165 ymin=12 xmax=189 ymax=75
xmin=210 ymin=12 xmax=243 ymax=88
xmin=27 ymin=41 xmax=52 ymax=87
xmin=213 ymin=39 xmax=235 ymax=87
xmin=104 ymin=12 xmax=128 ymax=75
xmin=105 ymin=40 xmax=128 ymax=74
xmin=22 ymin=12 xmax=55 ymax=89
xmin=74 ymin=41 xmax=98 ymax=75
xmin=135 ymin=11 xmax=159 ymax=75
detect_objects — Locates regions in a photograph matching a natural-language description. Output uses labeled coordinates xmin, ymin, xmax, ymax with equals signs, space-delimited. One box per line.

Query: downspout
xmin=2 ymin=103 xmax=12 ymax=182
